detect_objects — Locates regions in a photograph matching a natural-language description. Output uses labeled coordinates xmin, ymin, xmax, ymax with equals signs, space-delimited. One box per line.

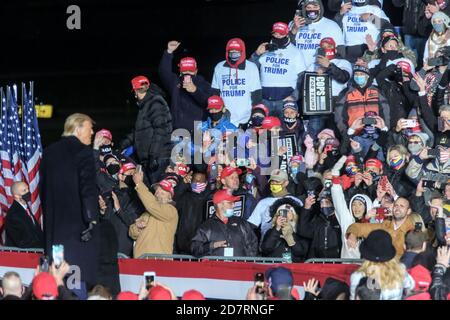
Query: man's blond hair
xmin=62 ymin=113 xmax=95 ymax=137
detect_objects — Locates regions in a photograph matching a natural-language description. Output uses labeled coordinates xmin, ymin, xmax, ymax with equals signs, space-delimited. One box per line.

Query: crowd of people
xmin=2 ymin=0 xmax=450 ymax=300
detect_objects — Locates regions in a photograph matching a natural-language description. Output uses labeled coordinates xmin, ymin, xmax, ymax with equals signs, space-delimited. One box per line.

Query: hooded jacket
xmin=261 ymin=197 xmax=310 ymax=262
xmin=211 ymin=38 xmax=262 ymax=126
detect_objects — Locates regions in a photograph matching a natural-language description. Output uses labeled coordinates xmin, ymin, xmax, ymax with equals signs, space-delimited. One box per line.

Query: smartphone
xmin=403 ymin=119 xmax=417 ymax=128
xmin=52 ymin=244 xmax=64 ymax=268
xmin=295 ymin=9 xmax=301 ymax=16
xmin=279 ymin=209 xmax=289 ymax=218
xmin=236 ymin=158 xmax=250 ymax=167
xmin=376 ymin=208 xmax=387 ymax=220
xmin=136 ymin=164 xmax=143 ymax=174
xmin=362 ymin=117 xmax=377 ymax=126
xmin=101 ymin=189 xmax=113 ymax=200
xmin=428 ymin=148 xmax=441 ymax=159
xmin=144 ymin=272 xmax=156 ymax=290
xmin=422 ymin=180 xmax=436 ymax=189
xmin=39 ymin=255 xmax=50 ymax=273
xmin=183 ymin=75 xmax=192 ymax=83
xmin=415 ymin=222 xmax=423 ymax=232
xmin=254 ymin=273 xmax=265 ymax=295
xmin=307 ymin=190 xmax=316 ymax=197
xmin=380 ymin=176 xmax=388 ymax=190
xmin=317 ymin=47 xmax=326 ymax=57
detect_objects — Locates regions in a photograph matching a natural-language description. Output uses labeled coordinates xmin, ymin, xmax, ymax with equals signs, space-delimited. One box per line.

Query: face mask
xmin=100 ymin=144 xmax=112 ymax=156
xmin=408 ymin=143 xmax=423 ymax=155
xmin=369 ymin=171 xmax=380 ymax=182
xmin=191 ymin=182 xmax=207 ymax=194
xmin=271 ymin=36 xmax=289 ymax=49
xmin=324 ymin=48 xmax=336 ymax=60
xmin=177 ymin=165 xmax=188 ymax=177
xmin=284 ymin=117 xmax=297 ymax=126
xmin=210 ymin=111 xmax=223 ymax=122
xmin=306 ymin=10 xmax=320 ymax=20
xmin=345 ymin=165 xmax=358 ymax=176
xmin=363 ymin=125 xmax=377 ymax=136
xmin=107 ymin=164 xmax=121 ymax=176
xmin=224 ymin=208 xmax=235 ymax=218
xmin=270 ymin=183 xmax=284 ymax=194
xmin=321 ymin=207 xmax=335 ymax=217
xmin=228 ymin=51 xmax=241 ymax=63
xmin=290 ymin=166 xmax=299 ymax=177
xmin=433 ymin=23 xmax=445 ymax=34
xmin=252 ymin=116 xmax=264 ymax=127
xmin=124 ymin=175 xmax=135 ymax=187
xmin=245 ymin=174 xmax=255 ymax=185
xmin=383 ymin=50 xmax=399 ymax=61
xmin=22 ymin=191 xmax=32 ymax=202
xmin=389 ymin=156 xmax=404 ymax=170
xmin=354 ymin=75 xmax=368 ymax=87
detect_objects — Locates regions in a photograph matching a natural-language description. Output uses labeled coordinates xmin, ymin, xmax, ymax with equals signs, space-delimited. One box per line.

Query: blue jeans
xmin=304 ymin=115 xmax=328 ymax=139
xmin=404 ymin=34 xmax=427 ymax=69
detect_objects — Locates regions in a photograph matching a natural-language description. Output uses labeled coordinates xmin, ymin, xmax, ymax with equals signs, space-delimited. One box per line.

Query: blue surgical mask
xmin=224 ymin=208 xmax=234 ymax=218
xmin=245 ymin=174 xmax=255 ymax=185
xmin=433 ymin=23 xmax=445 ymax=33
xmin=354 ymin=75 xmax=368 ymax=87
xmin=290 ymin=166 xmax=299 ymax=177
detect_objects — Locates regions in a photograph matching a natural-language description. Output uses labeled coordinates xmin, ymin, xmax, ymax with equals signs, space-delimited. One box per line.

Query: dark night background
xmin=0 ymin=0 xmax=401 ymax=147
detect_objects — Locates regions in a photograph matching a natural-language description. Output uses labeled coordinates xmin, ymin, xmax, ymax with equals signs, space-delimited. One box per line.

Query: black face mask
xmin=106 ymin=164 xmax=121 ymax=176
xmin=210 ymin=111 xmax=223 ymax=122
xmin=383 ymin=50 xmax=400 ymax=61
xmin=99 ymin=144 xmax=112 ymax=156
xmin=22 ymin=191 xmax=32 ymax=202
xmin=252 ymin=116 xmax=264 ymax=127
xmin=228 ymin=52 xmax=241 ymax=63
xmin=271 ymin=36 xmax=289 ymax=49
xmin=124 ymin=175 xmax=135 ymax=188
xmin=284 ymin=117 xmax=297 ymax=126
xmin=179 ymin=74 xmax=196 ymax=84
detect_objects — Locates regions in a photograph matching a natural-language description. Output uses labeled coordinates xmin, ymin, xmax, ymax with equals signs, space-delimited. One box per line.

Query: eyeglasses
xmin=408 ymin=141 xmax=423 ymax=145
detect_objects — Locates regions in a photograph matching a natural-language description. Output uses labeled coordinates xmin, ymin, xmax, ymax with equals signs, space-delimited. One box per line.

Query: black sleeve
xmin=327 ymin=63 xmax=351 ymax=84
xmin=297 ymin=208 xmax=316 ymax=240
xmin=189 ymin=78 xmax=212 ymax=107
xmin=418 ymin=94 xmax=437 ymax=130
xmin=211 ymin=88 xmax=221 ymax=96
xmin=251 ymin=89 xmax=263 ymax=106
xmin=190 ymin=226 xmax=212 ymax=257
xmin=77 ymin=146 xmax=100 ymax=224
xmin=410 ymin=194 xmax=433 ymax=225
xmin=148 ymin=102 xmax=172 ymax=159
xmin=5 ymin=215 xmax=40 ymax=248
xmin=158 ymin=51 xmax=178 ymax=92
xmin=333 ymin=12 xmax=344 ymax=29
xmin=261 ymin=228 xmax=282 ymax=256
xmin=392 ymin=0 xmax=405 ymax=7
xmin=432 ymin=69 xmax=449 ymax=116
xmin=435 ymin=217 xmax=448 ymax=246
xmin=429 ymin=264 xmax=449 ymax=300
xmin=290 ymin=233 xmax=309 ymax=258
xmin=243 ymin=221 xmax=259 ymax=257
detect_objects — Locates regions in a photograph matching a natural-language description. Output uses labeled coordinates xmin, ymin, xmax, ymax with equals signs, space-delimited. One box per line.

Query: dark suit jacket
xmin=5 ymin=200 xmax=44 ymax=249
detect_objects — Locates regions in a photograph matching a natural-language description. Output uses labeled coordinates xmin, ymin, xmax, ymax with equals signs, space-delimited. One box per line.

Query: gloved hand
xmin=282 ymin=224 xmax=296 ymax=247
xmin=81 ymin=221 xmax=97 ymax=242
xmin=331 ymin=155 xmax=347 ymax=177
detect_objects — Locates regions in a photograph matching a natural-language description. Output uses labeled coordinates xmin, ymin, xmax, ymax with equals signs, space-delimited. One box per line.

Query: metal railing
xmin=0 ymin=246 xmax=44 ymax=254
xmin=137 ymin=253 xmax=286 ymax=264
xmin=305 ymin=258 xmax=363 ymax=265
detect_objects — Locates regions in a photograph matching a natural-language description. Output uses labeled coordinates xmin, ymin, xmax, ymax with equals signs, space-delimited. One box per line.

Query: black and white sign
xmin=302 ymin=72 xmax=333 ymax=115
xmin=278 ymin=134 xmax=298 ymax=172
xmin=205 ymin=194 xmax=246 ymax=220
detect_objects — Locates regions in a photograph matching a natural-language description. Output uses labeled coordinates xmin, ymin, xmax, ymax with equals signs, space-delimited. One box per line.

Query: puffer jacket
xmin=406 ymin=157 xmax=450 ymax=186
xmin=120 ymin=85 xmax=173 ymax=165
xmin=190 ymin=215 xmax=258 ymax=257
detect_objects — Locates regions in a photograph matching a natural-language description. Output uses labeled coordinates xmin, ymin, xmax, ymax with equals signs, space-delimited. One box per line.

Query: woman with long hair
xmin=350 ymin=229 xmax=415 ymax=300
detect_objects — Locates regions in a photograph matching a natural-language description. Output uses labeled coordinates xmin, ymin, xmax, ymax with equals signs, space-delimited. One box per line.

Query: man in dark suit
xmin=40 ymin=113 xmax=100 ymax=299
xmin=5 ymin=181 xmax=44 ymax=249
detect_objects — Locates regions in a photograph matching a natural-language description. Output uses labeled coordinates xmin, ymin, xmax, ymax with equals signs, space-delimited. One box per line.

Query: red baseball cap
xmin=155 ymin=179 xmax=175 ymax=196
xmin=227 ymin=39 xmax=243 ymax=52
xmin=345 ymin=155 xmax=357 ymax=165
xmin=320 ymin=37 xmax=336 ymax=48
xmin=212 ymin=189 xmax=240 ymax=205
xmin=119 ymin=162 xmax=136 ymax=175
xmin=148 ymin=285 xmax=172 ymax=300
xmin=262 ymin=116 xmax=281 ymax=130
xmin=131 ymin=75 xmax=150 ymax=91
xmin=252 ymin=104 xmax=269 ymax=117
xmin=207 ymin=95 xmax=224 ymax=110
xmin=179 ymin=57 xmax=198 ymax=73
xmin=182 ymin=290 xmax=206 ymax=300
xmin=396 ymin=60 xmax=412 ymax=74
xmin=32 ymin=272 xmax=58 ymax=300
xmin=97 ymin=129 xmax=113 ymax=141
xmin=272 ymin=22 xmax=289 ymax=36
xmin=116 ymin=291 xmax=139 ymax=300
xmin=409 ymin=265 xmax=431 ymax=291
xmin=289 ymin=155 xmax=304 ymax=164
xmin=220 ymin=166 xmax=242 ymax=180
xmin=365 ymin=158 xmax=383 ymax=170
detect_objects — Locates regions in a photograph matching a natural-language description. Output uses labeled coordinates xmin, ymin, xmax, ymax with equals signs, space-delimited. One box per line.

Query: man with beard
xmin=346 ymin=197 xmax=415 ymax=258
xmin=158 ymin=41 xmax=212 ymax=133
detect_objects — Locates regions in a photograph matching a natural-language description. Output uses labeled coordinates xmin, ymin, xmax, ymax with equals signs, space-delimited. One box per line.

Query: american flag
xmin=7 ymin=86 xmax=25 ymax=183
xmin=0 ymin=88 xmax=13 ymax=223
xmin=21 ymin=83 xmax=43 ymax=223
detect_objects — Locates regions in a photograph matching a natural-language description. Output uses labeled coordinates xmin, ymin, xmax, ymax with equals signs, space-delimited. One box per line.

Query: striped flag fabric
xmin=0 ymin=89 xmax=13 ymax=228
xmin=22 ymin=83 xmax=43 ymax=223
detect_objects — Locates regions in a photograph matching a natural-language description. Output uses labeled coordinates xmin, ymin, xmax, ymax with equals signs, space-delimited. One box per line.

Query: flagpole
xmin=21 ymin=83 xmax=25 ymax=143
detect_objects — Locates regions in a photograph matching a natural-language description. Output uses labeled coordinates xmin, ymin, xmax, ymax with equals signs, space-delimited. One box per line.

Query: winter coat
xmin=393 ymin=0 xmax=432 ymax=37
xmin=191 ymin=215 xmax=258 ymax=257
xmin=120 ymin=86 xmax=173 ymax=165
xmin=40 ymin=136 xmax=100 ymax=286
xmin=129 ymin=183 xmax=178 ymax=258
xmin=158 ymin=50 xmax=211 ymax=132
